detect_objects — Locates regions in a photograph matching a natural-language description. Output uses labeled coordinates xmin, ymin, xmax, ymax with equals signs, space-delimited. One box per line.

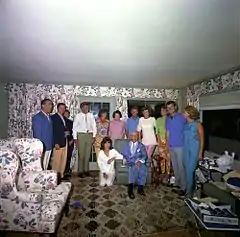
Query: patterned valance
xmin=186 ymin=69 xmax=240 ymax=108
xmin=5 ymin=83 xmax=179 ymax=138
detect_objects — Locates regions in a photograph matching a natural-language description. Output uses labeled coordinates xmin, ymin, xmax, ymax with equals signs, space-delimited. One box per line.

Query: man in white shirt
xmin=73 ymin=102 xmax=97 ymax=178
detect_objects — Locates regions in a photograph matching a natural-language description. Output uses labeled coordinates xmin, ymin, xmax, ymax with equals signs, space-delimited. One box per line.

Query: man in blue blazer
xmin=32 ymin=99 xmax=53 ymax=170
xmin=121 ymin=132 xmax=148 ymax=199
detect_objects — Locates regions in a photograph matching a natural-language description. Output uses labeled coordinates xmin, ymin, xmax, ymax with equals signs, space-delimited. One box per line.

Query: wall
xmin=199 ymin=89 xmax=240 ymax=108
xmin=177 ymin=88 xmax=187 ymax=112
xmin=5 ymin=83 xmax=179 ymax=138
xmin=186 ymin=69 xmax=240 ymax=156
xmin=0 ymin=83 xmax=8 ymax=138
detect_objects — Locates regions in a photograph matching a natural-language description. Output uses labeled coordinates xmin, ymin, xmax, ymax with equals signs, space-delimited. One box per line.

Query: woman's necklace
xmin=104 ymin=150 xmax=110 ymax=157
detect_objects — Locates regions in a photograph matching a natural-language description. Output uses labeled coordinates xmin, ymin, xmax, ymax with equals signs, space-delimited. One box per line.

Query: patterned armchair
xmin=14 ymin=138 xmax=72 ymax=203
xmin=0 ymin=139 xmax=73 ymax=235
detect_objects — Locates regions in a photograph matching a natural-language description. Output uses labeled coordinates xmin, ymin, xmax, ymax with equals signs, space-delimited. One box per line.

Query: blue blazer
xmin=121 ymin=140 xmax=148 ymax=167
xmin=32 ymin=111 xmax=53 ymax=151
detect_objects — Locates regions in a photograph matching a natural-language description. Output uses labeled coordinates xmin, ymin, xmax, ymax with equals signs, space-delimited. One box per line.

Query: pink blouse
xmin=109 ymin=120 xmax=125 ymax=139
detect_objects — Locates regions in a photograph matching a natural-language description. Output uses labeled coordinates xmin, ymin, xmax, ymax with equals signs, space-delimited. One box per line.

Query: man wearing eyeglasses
xmin=165 ymin=101 xmax=186 ymax=196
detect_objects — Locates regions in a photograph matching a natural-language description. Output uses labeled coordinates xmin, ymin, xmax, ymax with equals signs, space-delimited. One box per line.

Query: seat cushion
xmin=116 ymin=165 xmax=128 ymax=173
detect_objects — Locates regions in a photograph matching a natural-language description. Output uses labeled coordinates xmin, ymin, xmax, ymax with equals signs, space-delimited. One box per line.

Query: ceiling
xmin=0 ymin=0 xmax=239 ymax=88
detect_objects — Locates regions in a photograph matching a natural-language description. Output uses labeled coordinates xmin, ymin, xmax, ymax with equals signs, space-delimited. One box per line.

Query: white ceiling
xmin=0 ymin=0 xmax=239 ymax=88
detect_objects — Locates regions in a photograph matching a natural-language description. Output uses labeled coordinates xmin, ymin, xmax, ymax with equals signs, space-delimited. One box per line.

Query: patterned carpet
xmin=57 ymin=174 xmax=196 ymax=237
xmin=3 ymin=174 xmax=240 ymax=237
xmin=4 ymin=174 xmax=240 ymax=237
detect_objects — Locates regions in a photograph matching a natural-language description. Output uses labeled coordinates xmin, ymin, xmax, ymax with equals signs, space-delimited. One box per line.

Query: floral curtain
xmin=186 ymin=70 xmax=240 ymax=108
xmin=6 ymin=84 xmax=179 ymax=138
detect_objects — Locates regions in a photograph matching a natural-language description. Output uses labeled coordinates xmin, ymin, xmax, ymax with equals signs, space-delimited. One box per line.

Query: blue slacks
xmin=170 ymin=147 xmax=185 ymax=191
xmin=128 ymin=164 xmax=147 ymax=186
xmin=183 ymin=142 xmax=199 ymax=195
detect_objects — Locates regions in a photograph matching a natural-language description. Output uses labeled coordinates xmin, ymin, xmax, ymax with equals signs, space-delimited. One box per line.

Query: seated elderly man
xmin=121 ymin=131 xmax=148 ymax=199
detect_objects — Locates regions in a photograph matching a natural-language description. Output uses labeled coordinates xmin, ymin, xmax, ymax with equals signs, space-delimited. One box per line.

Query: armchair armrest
xmin=22 ymin=170 xmax=58 ymax=192
xmin=16 ymin=191 xmax=42 ymax=203
xmin=115 ymin=159 xmax=126 ymax=169
xmin=116 ymin=159 xmax=123 ymax=165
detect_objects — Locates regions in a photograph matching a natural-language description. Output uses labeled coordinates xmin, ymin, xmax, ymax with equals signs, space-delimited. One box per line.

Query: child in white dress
xmin=97 ymin=137 xmax=123 ymax=186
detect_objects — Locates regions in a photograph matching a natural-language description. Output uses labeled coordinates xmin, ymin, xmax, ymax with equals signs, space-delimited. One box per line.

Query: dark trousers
xmin=65 ymin=144 xmax=74 ymax=173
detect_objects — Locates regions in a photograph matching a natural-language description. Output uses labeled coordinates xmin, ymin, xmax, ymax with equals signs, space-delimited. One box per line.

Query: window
xmin=89 ymin=102 xmax=110 ymax=120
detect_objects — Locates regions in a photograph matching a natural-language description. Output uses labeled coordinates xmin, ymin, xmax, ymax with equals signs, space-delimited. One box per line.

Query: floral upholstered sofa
xmin=0 ymin=138 xmax=72 ymax=235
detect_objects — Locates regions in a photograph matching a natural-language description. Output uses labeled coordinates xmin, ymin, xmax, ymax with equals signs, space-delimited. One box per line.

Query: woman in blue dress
xmin=183 ymin=105 xmax=204 ymax=197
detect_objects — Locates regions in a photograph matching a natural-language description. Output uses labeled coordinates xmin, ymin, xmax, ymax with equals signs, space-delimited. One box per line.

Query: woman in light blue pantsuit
xmin=183 ymin=106 xmax=204 ymax=197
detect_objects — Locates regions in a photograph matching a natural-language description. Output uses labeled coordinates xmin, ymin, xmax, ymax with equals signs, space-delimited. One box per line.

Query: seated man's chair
xmin=114 ymin=139 xmax=152 ymax=185
xmin=0 ymin=147 xmax=70 ymax=236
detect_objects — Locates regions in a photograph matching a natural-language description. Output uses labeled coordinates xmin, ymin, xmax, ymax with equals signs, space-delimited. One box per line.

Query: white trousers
xmin=99 ymin=171 xmax=115 ymax=186
xmin=43 ymin=150 xmax=52 ymax=170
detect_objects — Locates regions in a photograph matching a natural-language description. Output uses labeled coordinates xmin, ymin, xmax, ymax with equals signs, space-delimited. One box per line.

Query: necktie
xmin=131 ymin=142 xmax=136 ymax=155
xmin=85 ymin=114 xmax=89 ymax=132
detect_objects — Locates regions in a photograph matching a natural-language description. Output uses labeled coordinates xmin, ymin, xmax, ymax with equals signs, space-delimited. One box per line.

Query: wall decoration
xmin=186 ymin=69 xmax=240 ymax=108
xmin=5 ymin=83 xmax=179 ymax=138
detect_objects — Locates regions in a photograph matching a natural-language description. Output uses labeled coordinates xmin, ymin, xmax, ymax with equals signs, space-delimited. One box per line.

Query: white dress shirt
xmin=72 ymin=112 xmax=97 ymax=139
xmin=57 ymin=113 xmax=66 ymax=126
xmin=130 ymin=141 xmax=138 ymax=155
xmin=41 ymin=110 xmax=50 ymax=121
xmin=129 ymin=141 xmax=145 ymax=164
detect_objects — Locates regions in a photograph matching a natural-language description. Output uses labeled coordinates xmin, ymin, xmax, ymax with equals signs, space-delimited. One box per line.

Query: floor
xmin=2 ymin=174 xmax=239 ymax=237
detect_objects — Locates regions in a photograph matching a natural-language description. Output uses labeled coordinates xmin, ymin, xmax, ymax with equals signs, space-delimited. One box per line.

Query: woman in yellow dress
xmin=95 ymin=109 xmax=110 ymax=157
xmin=156 ymin=104 xmax=171 ymax=184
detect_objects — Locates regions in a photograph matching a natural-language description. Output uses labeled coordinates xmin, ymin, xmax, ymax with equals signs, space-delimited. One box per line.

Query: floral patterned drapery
xmin=186 ymin=69 xmax=240 ymax=108
xmin=6 ymin=83 xmax=179 ymax=138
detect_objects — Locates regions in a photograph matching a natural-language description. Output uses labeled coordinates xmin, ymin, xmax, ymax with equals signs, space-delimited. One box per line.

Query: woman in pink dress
xmin=109 ymin=110 xmax=125 ymax=144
